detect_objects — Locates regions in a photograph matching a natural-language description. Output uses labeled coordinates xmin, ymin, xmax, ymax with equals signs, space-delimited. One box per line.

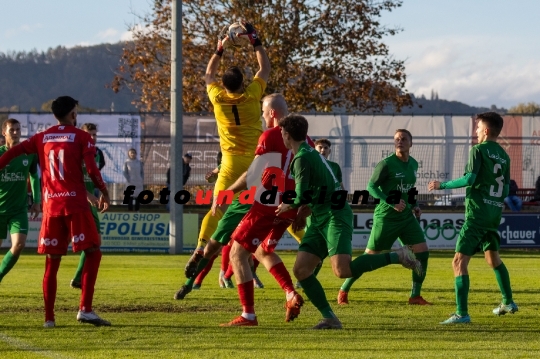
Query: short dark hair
xmin=314 ymin=138 xmax=331 ymax=147
xmin=51 ymin=96 xmax=78 ymax=119
xmin=278 ymin=115 xmax=308 ymax=142
xmin=184 ymin=153 xmax=193 ymax=159
xmin=477 ymin=112 xmax=503 ymax=137
xmin=81 ymin=123 xmax=97 ymax=131
xmin=395 ymin=129 xmax=413 ymax=142
xmin=129 ymin=148 xmax=137 ymax=154
xmin=222 ymin=66 xmax=243 ymax=92
xmin=2 ymin=118 xmax=20 ymax=132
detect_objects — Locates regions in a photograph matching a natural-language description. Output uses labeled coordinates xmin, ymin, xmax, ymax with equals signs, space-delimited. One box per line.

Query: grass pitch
xmin=0 ymin=250 xmax=539 ymax=358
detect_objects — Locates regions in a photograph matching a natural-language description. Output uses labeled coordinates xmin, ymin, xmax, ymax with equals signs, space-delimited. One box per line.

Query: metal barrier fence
xmin=1 ymin=112 xmax=539 ymax=206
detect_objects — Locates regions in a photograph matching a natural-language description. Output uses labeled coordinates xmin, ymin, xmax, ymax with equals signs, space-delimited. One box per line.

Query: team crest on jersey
xmin=43 ymin=133 xmax=75 ymax=143
xmin=22 ymin=159 xmax=28 ymax=166
xmin=58 ymin=126 xmax=65 ymax=130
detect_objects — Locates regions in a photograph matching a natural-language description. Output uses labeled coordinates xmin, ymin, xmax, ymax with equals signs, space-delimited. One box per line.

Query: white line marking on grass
xmin=0 ymin=333 xmax=72 ymax=359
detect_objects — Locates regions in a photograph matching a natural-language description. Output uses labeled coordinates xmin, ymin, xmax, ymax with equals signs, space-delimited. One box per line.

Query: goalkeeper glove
xmin=238 ymin=21 xmax=262 ymax=49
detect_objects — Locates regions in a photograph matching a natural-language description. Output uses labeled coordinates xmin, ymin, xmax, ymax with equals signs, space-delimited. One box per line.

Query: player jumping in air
xmin=176 ymin=95 xmax=308 ymax=325
xmin=0 ymin=96 xmax=111 ymax=328
xmin=179 ymin=22 xmax=270 ymax=287
xmin=338 ymin=130 xmax=431 ymax=306
xmin=0 ymin=119 xmax=41 ymax=284
xmin=70 ymin=123 xmax=104 ymax=290
xmin=429 ymin=112 xmax=517 ymax=324
xmin=276 ymin=115 xmax=422 ymax=329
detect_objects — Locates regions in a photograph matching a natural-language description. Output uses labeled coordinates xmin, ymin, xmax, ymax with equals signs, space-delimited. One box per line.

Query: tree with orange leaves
xmin=111 ymin=0 xmax=412 ymax=113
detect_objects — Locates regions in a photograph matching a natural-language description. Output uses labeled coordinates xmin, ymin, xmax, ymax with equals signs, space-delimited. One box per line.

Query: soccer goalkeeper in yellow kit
xmin=182 ymin=21 xmax=271 ymax=277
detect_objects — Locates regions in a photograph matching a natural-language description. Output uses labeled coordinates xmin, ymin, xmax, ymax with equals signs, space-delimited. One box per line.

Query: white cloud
xmin=97 ymin=28 xmax=121 ymax=41
xmin=389 ymin=36 xmax=540 ymax=107
xmin=120 ymin=30 xmax=134 ymax=41
xmin=4 ymin=23 xmax=43 ymax=38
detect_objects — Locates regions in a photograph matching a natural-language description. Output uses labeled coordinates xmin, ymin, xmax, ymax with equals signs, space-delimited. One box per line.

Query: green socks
xmin=313 ymin=261 xmax=323 ymax=277
xmin=493 ymin=263 xmax=513 ymax=305
xmin=73 ymin=251 xmax=86 ymax=283
xmin=411 ymin=251 xmax=429 ymax=297
xmin=299 ymin=274 xmax=335 ymax=319
xmin=455 ymin=275 xmax=470 ymax=316
xmin=349 ymin=252 xmax=393 ymax=278
xmin=184 ymin=257 xmax=210 ymax=287
xmin=340 ymin=276 xmax=360 ymax=292
xmin=341 ymin=253 xmax=395 ymax=292
xmin=0 ymin=250 xmax=20 ymax=282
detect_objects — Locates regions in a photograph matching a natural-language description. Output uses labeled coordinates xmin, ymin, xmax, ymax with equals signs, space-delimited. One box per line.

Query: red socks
xmin=195 ymin=254 xmax=217 ymax=285
xmin=269 ymin=262 xmax=295 ymax=294
xmin=43 ymin=257 xmax=61 ymax=322
xmin=221 ymin=245 xmax=231 ymax=271
xmin=224 ymin=264 xmax=234 ymax=279
xmin=80 ymin=250 xmax=102 ymax=312
xmin=237 ymin=281 xmax=255 ymax=314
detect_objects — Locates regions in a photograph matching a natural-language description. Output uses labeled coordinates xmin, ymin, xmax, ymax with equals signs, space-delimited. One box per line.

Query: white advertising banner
xmin=275 ymin=212 xmax=465 ymax=250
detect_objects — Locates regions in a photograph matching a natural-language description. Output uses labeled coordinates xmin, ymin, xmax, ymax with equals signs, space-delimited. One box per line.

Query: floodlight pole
xmin=169 ymin=0 xmax=184 ymax=254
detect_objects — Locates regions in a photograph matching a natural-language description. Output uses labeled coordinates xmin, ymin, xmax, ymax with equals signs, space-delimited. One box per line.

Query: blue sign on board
xmin=499 ymin=214 xmax=540 ymax=248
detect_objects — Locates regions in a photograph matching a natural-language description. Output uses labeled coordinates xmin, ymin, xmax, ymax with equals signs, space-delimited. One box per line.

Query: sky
xmin=1 ymin=0 xmax=539 ymax=109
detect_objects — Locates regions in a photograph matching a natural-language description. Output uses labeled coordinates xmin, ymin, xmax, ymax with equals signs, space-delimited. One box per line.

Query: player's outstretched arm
xmin=0 ymin=140 xmax=36 ymax=171
xmin=205 ymin=29 xmax=229 ymax=86
xmin=428 ymin=173 xmax=476 ymax=191
xmin=253 ymin=44 xmax=270 ymax=83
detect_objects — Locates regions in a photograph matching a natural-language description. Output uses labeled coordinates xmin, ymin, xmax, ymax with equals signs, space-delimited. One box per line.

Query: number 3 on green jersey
xmin=490 ymin=163 xmax=504 ymax=198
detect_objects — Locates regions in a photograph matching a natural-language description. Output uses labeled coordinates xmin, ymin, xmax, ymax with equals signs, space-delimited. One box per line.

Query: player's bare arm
xmin=227 ymin=171 xmax=248 ymax=194
xmin=204 ymin=28 xmax=229 ymax=86
xmin=253 ymin=45 xmax=270 ymax=83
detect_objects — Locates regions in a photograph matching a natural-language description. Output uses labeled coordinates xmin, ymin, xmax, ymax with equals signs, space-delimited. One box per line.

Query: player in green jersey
xmin=337 ymin=129 xmax=431 ymax=306
xmin=429 ymin=112 xmax=517 ymax=324
xmin=314 ymin=138 xmax=344 ymax=190
xmin=276 ymin=115 xmax=422 ymax=329
xmin=0 ymin=119 xmax=41 ymax=283
xmin=70 ymin=123 xmax=103 ymax=289
xmin=293 ymin=138 xmax=344 ymax=289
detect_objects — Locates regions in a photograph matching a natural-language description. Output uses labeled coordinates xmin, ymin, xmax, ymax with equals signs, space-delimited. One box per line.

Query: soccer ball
xmin=227 ymin=22 xmax=250 ymax=48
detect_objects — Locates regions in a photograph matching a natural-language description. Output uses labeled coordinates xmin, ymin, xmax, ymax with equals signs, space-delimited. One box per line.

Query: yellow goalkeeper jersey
xmin=207 ymin=77 xmax=266 ymax=155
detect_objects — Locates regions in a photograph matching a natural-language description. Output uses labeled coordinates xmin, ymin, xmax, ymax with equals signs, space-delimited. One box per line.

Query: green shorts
xmin=455 ymin=221 xmax=500 ymax=256
xmin=298 ymin=206 xmax=353 ymax=260
xmin=211 ymin=203 xmax=250 ymax=245
xmin=91 ymin=206 xmax=101 ymax=234
xmin=367 ymin=214 xmax=425 ymax=251
xmin=0 ymin=209 xmax=29 ymax=239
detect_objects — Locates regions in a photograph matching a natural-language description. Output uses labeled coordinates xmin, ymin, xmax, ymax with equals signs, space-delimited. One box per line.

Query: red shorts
xmin=38 ymin=210 xmax=100 ymax=255
xmin=231 ymin=206 xmax=294 ymax=253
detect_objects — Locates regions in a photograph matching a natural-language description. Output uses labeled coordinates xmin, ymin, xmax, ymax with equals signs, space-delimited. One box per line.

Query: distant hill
xmin=396 ymin=94 xmax=506 ymax=115
xmin=0 ymin=43 xmax=505 ymax=114
xmin=0 ymin=43 xmax=137 ymax=112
